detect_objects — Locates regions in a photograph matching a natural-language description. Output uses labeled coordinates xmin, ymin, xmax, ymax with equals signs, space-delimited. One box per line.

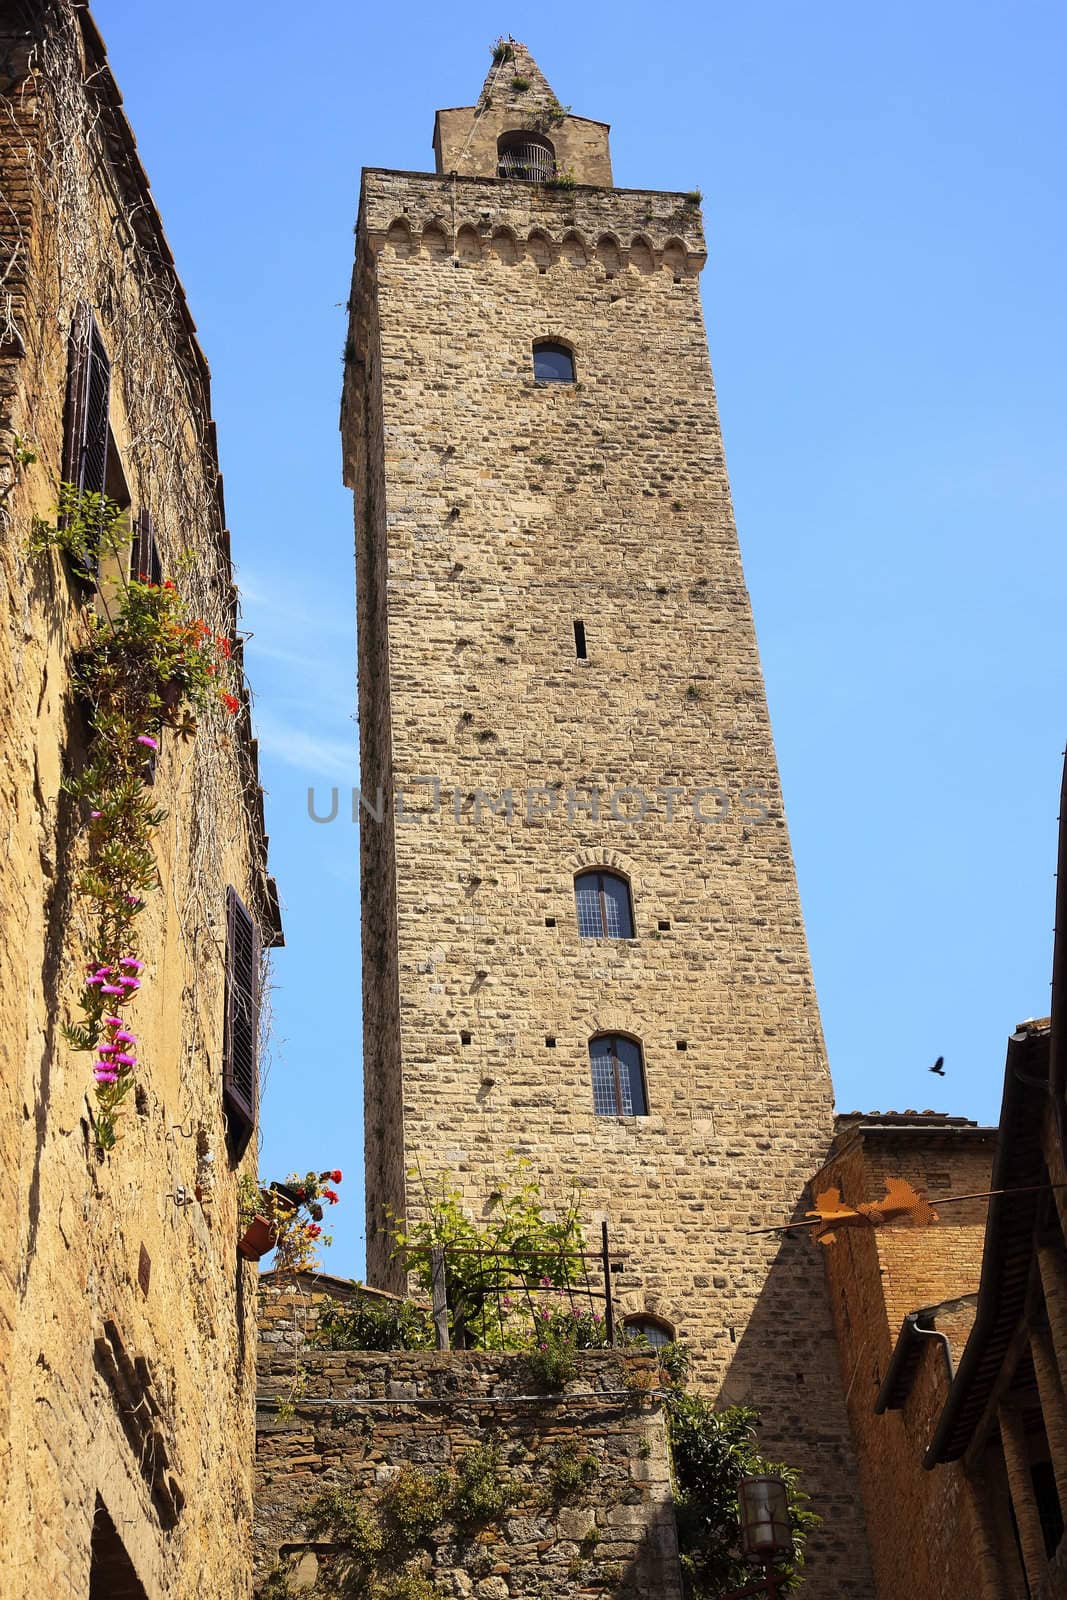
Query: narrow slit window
xmin=573 ymin=619 xmax=587 ymax=659
xmin=575 ymin=871 xmax=634 ymax=939
xmin=532 ymin=340 xmax=575 ymax=383
xmin=589 ymin=1034 xmax=647 ymax=1117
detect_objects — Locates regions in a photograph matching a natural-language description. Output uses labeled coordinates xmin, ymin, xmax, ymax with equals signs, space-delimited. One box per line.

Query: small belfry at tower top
xmin=433 ymin=38 xmax=613 ymax=185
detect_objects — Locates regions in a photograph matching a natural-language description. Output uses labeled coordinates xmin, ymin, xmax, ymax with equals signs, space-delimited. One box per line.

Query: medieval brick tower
xmin=342 ymin=43 xmax=873 ymax=1592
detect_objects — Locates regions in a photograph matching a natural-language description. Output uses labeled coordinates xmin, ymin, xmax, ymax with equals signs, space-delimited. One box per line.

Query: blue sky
xmin=93 ymin=0 xmax=1067 ymax=1278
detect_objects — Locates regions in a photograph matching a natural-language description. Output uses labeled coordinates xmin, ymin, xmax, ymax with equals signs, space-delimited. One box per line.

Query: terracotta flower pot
xmin=237 ymin=1214 xmax=277 ymax=1261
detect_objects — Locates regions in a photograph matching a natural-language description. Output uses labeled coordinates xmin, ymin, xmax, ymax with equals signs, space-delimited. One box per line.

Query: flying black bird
xmin=929 ymin=1056 xmax=945 ymax=1077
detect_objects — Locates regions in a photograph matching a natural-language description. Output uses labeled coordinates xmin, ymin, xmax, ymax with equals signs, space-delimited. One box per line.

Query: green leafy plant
xmin=544 ymin=169 xmax=577 ymax=192
xmin=545 ymin=1441 xmax=599 ymax=1499
xmin=510 ymin=75 xmax=530 ymax=92
xmin=307 ymin=1446 xmax=522 ymax=1600
xmin=388 ymin=1157 xmax=586 ymax=1349
xmin=317 ymin=1291 xmax=435 ymax=1351
xmin=683 ymin=189 xmax=703 ymax=204
xmin=667 ymin=1398 xmax=818 ymax=1596
xmin=28 ymin=483 xmax=130 ymax=583
xmin=451 ymin=1443 xmax=520 ymax=1524
xmin=491 ymin=39 xmax=514 ymax=64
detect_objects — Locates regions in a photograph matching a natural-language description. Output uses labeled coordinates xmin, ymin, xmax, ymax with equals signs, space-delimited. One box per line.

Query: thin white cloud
xmin=254 ymin=712 xmax=356 ymax=783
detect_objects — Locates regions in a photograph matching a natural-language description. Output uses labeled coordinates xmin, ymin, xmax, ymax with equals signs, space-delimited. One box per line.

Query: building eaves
xmin=924 ymin=1022 xmax=1050 ymax=1466
xmin=874 ymin=1294 xmax=978 ymax=1414
xmin=74 ymin=4 xmax=281 ymax=944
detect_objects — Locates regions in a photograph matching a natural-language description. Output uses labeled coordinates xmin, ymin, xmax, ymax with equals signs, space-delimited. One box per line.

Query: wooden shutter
xmin=63 ymin=304 xmax=110 ymax=497
xmin=223 ymin=886 xmax=259 ymax=1150
xmin=61 ymin=304 xmax=111 ymax=579
xmin=131 ymin=510 xmax=162 ymax=585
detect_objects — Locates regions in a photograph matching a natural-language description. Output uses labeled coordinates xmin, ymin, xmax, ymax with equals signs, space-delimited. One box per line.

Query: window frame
xmin=497 ymin=131 xmax=556 ymax=182
xmin=532 ymin=339 xmax=576 ymax=384
xmin=588 ymin=1032 xmax=648 ymax=1118
xmin=574 ymin=869 xmax=635 ymax=940
xmin=623 ymin=1315 xmax=675 ymax=1348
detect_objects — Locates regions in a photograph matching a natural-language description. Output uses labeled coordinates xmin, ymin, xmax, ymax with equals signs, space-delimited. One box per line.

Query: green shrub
xmin=545 ymin=1442 xmax=599 ymax=1499
xmin=317 ymin=1292 xmax=435 ymax=1352
xmin=451 ymin=1443 xmax=520 ymax=1525
xmin=667 ymin=1398 xmax=818 ymax=1596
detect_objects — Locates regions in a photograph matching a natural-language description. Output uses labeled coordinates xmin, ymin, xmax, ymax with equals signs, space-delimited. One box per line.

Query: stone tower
xmin=342 ymin=42 xmax=873 ymax=1593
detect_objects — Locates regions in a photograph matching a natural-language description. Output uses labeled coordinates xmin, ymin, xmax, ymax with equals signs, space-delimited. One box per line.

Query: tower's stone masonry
xmin=343 ymin=46 xmax=875 ymax=1594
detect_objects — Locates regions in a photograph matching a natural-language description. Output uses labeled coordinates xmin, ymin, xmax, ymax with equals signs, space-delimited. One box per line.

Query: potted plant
xmin=237 ymin=1174 xmax=282 ymax=1261
xmin=237 ymin=1169 xmax=343 ymax=1267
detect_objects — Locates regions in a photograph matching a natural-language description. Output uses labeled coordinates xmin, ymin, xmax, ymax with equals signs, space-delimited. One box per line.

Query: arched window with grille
xmin=532 ymin=340 xmax=576 ymax=383
xmin=574 ymin=870 xmax=634 ymax=939
xmin=624 ymin=1315 xmax=675 ymax=1348
xmin=589 ymin=1034 xmax=647 ymax=1117
xmin=497 ymin=131 xmax=555 ymax=182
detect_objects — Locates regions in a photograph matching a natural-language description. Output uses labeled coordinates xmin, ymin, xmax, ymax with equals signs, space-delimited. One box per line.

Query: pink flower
xmin=114 ymin=1030 xmax=136 ymax=1045
xmin=104 ymin=1016 xmax=124 ymax=1028
xmin=120 ymin=957 xmax=145 ymax=971
xmin=90 ymin=810 xmax=102 ymax=819
xmin=100 ymin=984 xmax=124 ymax=995
xmin=93 ymin=1067 xmax=118 ymax=1084
xmin=85 ymin=975 xmax=104 ymax=988
xmin=117 ymin=976 xmax=140 ymax=990
xmin=96 ymin=1045 xmax=117 ymax=1056
xmin=125 ymin=895 xmax=142 ymax=907
xmin=114 ymin=1052 xmax=136 ymax=1067
xmin=137 ymin=734 xmax=158 ymax=750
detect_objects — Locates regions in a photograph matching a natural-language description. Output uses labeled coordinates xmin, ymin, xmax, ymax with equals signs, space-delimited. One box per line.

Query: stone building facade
xmin=813 ymin=1110 xmax=997 ymax=1597
xmin=342 ymin=42 xmax=874 ymax=1595
xmin=0 ymin=5 xmax=278 ymax=1595
xmin=255 ymin=1274 xmax=681 ymax=1600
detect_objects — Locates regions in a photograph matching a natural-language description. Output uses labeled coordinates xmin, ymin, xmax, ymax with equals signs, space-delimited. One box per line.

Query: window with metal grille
xmin=223 ymin=886 xmax=259 ymax=1152
xmin=575 ymin=871 xmax=634 ymax=939
xmin=532 ymin=340 xmax=575 ymax=383
xmin=589 ymin=1034 xmax=647 ymax=1117
xmin=62 ymin=303 xmax=111 ymax=577
xmin=497 ymin=131 xmax=555 ymax=182
xmin=624 ymin=1315 xmax=674 ymax=1348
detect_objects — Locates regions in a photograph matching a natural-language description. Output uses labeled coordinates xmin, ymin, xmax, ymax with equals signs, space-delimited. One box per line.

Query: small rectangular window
xmin=573 ymin=619 xmax=587 ymax=660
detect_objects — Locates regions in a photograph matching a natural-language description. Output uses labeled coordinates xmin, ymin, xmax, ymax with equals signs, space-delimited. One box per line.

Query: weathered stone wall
xmin=816 ymin=1117 xmax=1000 ymax=1598
xmin=0 ymin=7 xmax=274 ymax=1595
xmin=433 ymin=43 xmax=613 ymax=186
xmin=256 ymin=1284 xmax=680 ymax=1600
xmin=342 ymin=85 xmax=874 ymax=1595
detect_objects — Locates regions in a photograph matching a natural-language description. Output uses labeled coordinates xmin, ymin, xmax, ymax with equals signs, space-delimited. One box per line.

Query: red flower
xmin=306 ymin=1224 xmax=322 ymax=1239
xmin=217 ymin=635 xmax=232 ymax=659
xmin=163 ymin=580 xmax=175 ymax=590
xmin=323 ymin=1188 xmax=339 ymax=1205
xmin=221 ymin=692 xmax=239 ymax=715
xmin=330 ymin=1170 xmax=343 ymax=1183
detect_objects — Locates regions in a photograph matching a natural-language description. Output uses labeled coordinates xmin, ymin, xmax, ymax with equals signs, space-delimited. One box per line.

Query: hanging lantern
xmin=738 ymin=1475 xmax=792 ymax=1561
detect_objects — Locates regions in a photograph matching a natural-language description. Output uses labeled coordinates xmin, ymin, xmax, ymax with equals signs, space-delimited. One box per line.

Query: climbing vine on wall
xmin=31 ymin=488 xmax=237 ymax=1149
